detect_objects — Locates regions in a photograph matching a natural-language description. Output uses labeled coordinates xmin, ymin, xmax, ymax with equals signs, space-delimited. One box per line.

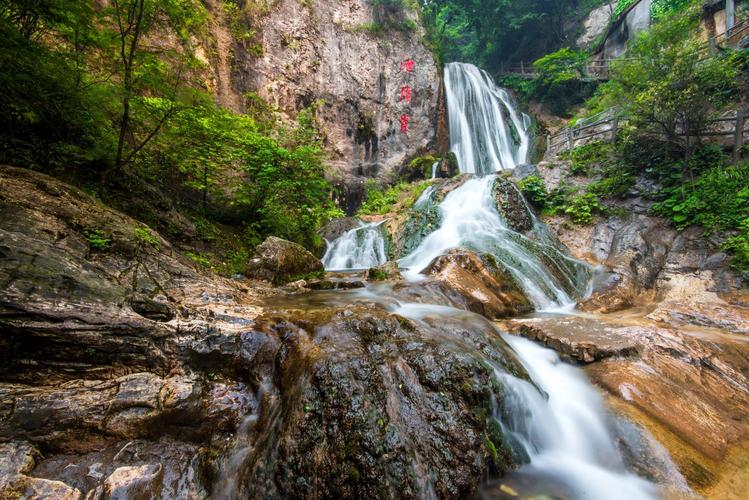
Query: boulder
xmin=229 ymin=303 xmax=530 ymax=498
xmin=492 ymin=177 xmax=534 ymax=233
xmin=99 ymin=464 xmax=163 ymax=500
xmin=510 ymin=164 xmax=539 ymax=180
xmin=319 ymin=217 xmax=361 ymax=244
xmin=424 ymin=249 xmax=533 ymax=319
xmin=579 ymin=215 xmax=675 ymax=312
xmin=247 ymin=236 xmax=323 ymax=284
xmin=0 ymin=441 xmax=81 ymax=499
xmin=366 ymin=261 xmax=402 ymax=281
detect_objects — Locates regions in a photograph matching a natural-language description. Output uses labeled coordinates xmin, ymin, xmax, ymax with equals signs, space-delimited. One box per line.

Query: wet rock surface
xmin=506 ymin=312 xmax=749 ymax=493
xmin=0 ymin=166 xmax=532 ymax=498
xmin=425 ymin=249 xmax=533 ymax=319
xmin=230 ymin=304 xmax=529 ymax=498
xmin=492 ymin=177 xmax=534 ymax=233
xmin=248 ymin=236 xmax=324 ymax=285
xmin=507 ymin=316 xmax=639 ymax=363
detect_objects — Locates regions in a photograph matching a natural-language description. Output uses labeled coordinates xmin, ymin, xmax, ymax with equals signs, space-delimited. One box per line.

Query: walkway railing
xmin=546 ymin=110 xmax=748 ymax=162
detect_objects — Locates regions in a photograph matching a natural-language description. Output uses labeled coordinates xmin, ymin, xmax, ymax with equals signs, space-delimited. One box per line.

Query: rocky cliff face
xmin=203 ymin=0 xmax=443 ymax=187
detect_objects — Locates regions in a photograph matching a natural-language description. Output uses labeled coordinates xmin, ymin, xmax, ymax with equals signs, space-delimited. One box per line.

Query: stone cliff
xmin=201 ymin=0 xmax=443 ymax=190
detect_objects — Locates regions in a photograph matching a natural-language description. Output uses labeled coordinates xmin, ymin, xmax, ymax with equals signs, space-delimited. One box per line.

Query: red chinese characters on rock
xmin=401 ymin=58 xmax=415 ymax=73
xmin=399 ymin=85 xmax=412 ymax=103
xmin=398 ymin=58 xmax=415 ymax=134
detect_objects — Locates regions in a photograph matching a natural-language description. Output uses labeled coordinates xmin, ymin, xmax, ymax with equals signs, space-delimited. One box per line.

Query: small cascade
xmin=430 ymin=161 xmax=439 ymax=179
xmin=491 ymin=335 xmax=658 ymax=499
xmin=398 ymin=175 xmax=586 ymax=309
xmin=444 ymin=62 xmax=530 ymax=174
xmin=322 ymin=221 xmax=387 ymax=270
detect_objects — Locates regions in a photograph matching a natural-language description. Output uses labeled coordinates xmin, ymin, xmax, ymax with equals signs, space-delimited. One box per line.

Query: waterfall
xmin=399 ymin=62 xmax=588 ymax=309
xmin=322 ymin=221 xmax=387 ymax=270
xmin=444 ymin=62 xmax=530 ymax=174
xmin=493 ymin=335 xmax=658 ymax=499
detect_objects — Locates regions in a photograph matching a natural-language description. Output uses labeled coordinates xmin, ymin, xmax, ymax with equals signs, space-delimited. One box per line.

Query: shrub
xmin=517 ymin=175 xmax=548 ymax=208
xmin=558 ymin=141 xmax=611 ymax=176
xmin=723 ymin=219 xmax=749 ymax=272
xmin=563 ymin=193 xmax=604 ymax=225
xmin=651 ymin=163 xmax=749 ymax=230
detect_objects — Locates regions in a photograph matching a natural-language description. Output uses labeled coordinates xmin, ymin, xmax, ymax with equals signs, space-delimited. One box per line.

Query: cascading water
xmin=444 ymin=62 xmax=530 ymax=174
xmin=322 ymin=220 xmax=387 ymax=270
xmin=492 ymin=335 xmax=658 ymax=499
xmin=399 ymin=62 xmax=588 ymax=309
xmin=387 ymin=304 xmax=662 ymax=500
xmin=213 ymin=61 xmax=678 ymax=497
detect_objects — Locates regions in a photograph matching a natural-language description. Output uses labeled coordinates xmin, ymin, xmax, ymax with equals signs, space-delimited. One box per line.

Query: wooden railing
xmin=546 ymin=110 xmax=748 ymax=162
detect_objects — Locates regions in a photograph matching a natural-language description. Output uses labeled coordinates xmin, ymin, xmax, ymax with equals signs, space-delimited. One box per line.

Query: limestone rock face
xmin=248 ymin=236 xmax=324 ymax=284
xmin=223 ymin=0 xmax=442 ymax=182
xmin=424 ymin=249 xmax=533 ymax=319
xmin=99 ymin=464 xmax=164 ymax=500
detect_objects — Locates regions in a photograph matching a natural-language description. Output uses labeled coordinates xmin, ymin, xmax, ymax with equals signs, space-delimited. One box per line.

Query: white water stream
xmin=398 ymin=62 xmax=584 ymax=310
xmin=322 ymin=220 xmax=387 ymax=270
xmin=319 ymin=61 xmax=663 ymax=497
xmin=444 ymin=62 xmax=530 ymax=174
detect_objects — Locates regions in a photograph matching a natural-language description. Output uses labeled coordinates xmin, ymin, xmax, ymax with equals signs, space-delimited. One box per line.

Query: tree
xmin=98 ymin=0 xmax=206 ymax=191
xmin=598 ymin=5 xmax=740 ymax=164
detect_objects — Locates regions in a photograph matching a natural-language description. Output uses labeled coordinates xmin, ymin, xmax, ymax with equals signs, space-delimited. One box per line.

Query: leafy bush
xmin=358 ymin=181 xmax=410 ymax=215
xmin=558 ymin=141 xmax=611 ymax=176
xmin=613 ymin=0 xmax=638 ymax=18
xmin=587 ymin=168 xmax=635 ymax=199
xmin=517 ymin=175 xmax=548 ymax=208
xmin=135 ymin=227 xmax=160 ymax=250
xmin=652 ymin=164 xmax=749 ymax=229
xmin=723 ymin=219 xmax=749 ymax=272
xmin=563 ymin=193 xmax=604 ymax=225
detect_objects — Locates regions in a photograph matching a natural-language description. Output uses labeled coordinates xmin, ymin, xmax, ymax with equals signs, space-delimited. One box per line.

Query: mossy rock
xmin=247 ymin=236 xmax=324 ymax=285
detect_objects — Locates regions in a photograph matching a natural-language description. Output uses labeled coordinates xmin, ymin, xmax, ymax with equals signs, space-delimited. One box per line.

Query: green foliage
xmin=135 ymin=227 xmax=160 ymax=250
xmin=529 ymin=48 xmax=598 ymax=115
xmin=358 ymin=181 xmax=410 ymax=215
xmin=533 ymin=48 xmax=587 ymax=87
xmin=0 ymin=0 xmax=339 ymax=256
xmin=559 ymin=141 xmax=612 ymax=176
xmin=613 ymin=0 xmax=637 ymax=18
xmin=723 ymin=219 xmax=749 ymax=272
xmin=517 ymin=175 xmax=548 ymax=208
xmin=563 ymin=193 xmax=604 ymax=225
xmin=586 ymin=168 xmax=635 ymax=199
xmin=403 ymin=155 xmax=440 ymax=181
xmin=652 ymin=163 xmax=749 ymax=230
xmin=650 ymin=0 xmax=692 ymax=21
xmin=367 ymin=267 xmax=389 ymax=281
xmin=589 ymin=4 xmax=740 ymax=160
xmin=420 ymin=1 xmax=608 ymax=73
xmin=83 ymin=229 xmax=111 ymax=252
xmin=185 ymin=251 xmax=213 ymax=269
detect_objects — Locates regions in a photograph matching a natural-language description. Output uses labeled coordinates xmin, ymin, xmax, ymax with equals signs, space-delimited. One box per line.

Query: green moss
xmin=366 ymin=267 xmax=388 ymax=281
